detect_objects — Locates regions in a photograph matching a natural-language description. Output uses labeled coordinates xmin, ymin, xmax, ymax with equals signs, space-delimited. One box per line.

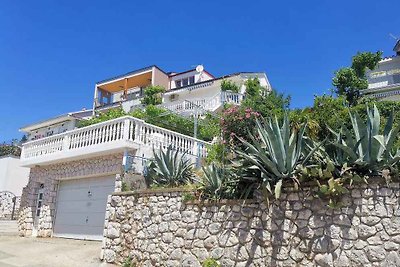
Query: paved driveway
xmin=0 ymin=221 xmax=113 ymax=267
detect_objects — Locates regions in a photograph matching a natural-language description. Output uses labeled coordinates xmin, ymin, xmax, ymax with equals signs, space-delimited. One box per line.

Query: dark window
xmin=189 ymin=76 xmax=195 ymax=84
xmin=182 ymin=78 xmax=189 ymax=86
xmin=176 ymin=80 xmax=181 ymax=88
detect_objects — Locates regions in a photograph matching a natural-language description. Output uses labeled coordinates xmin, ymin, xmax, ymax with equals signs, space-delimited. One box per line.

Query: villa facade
xmin=17 ymin=65 xmax=271 ymax=240
xmin=363 ymin=40 xmax=400 ymax=100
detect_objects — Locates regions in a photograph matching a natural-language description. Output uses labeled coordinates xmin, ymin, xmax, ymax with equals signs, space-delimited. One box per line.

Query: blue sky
xmin=0 ymin=0 xmax=399 ymax=142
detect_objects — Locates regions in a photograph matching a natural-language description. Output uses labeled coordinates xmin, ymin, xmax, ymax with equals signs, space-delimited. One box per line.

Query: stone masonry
xmin=0 ymin=191 xmax=20 ymax=220
xmin=18 ymin=153 xmax=123 ymax=237
xmin=102 ymin=179 xmax=400 ymax=267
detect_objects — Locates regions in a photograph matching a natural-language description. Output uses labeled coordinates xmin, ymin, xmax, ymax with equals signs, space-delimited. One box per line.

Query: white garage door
xmin=53 ymin=176 xmax=115 ymax=240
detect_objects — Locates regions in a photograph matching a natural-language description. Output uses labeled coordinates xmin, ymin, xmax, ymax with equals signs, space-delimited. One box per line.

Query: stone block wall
xmin=18 ymin=206 xmax=33 ymax=236
xmin=102 ymin=180 xmax=400 ymax=267
xmin=18 ymin=153 xmax=123 ymax=237
xmin=0 ymin=191 xmax=19 ymax=220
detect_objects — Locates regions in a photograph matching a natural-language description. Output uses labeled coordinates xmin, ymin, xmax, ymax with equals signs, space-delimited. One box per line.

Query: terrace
xmin=20 ymin=116 xmax=210 ymax=167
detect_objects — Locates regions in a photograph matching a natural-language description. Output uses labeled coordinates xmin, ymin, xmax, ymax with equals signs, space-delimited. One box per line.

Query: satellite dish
xmin=196 ymin=65 xmax=204 ymax=73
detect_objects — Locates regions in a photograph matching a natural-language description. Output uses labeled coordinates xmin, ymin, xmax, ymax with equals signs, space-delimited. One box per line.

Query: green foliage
xmin=146 ymin=145 xmax=195 ymax=187
xmin=221 ymin=88 xmax=291 ymax=146
xmin=122 ymin=256 xmax=136 ymax=267
xmin=221 ymin=106 xmax=260 ymax=146
xmin=221 ymin=79 xmax=239 ymax=93
xmin=78 ymin=108 xmax=126 ymax=128
xmin=205 ymin=141 xmax=228 ymax=164
xmin=332 ymin=51 xmax=382 ymax=106
xmin=329 ymin=105 xmax=400 ymax=174
xmin=351 ymin=51 xmax=383 ymax=78
xmin=199 ymin=164 xmax=239 ymax=200
xmin=245 ymin=78 xmax=265 ymax=97
xmin=121 ymin=181 xmax=130 ymax=192
xmin=141 ymin=85 xmax=165 ymax=106
xmin=235 ymin=114 xmax=317 ymax=199
xmin=181 ymin=192 xmax=196 ymax=202
xmin=202 ymin=258 xmax=221 ymax=267
xmin=0 ymin=143 xmax=21 ymax=157
xmin=131 ymin=105 xmax=219 ymax=141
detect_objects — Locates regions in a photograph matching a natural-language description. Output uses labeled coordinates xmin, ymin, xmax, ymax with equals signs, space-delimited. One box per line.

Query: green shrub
xmin=200 ymin=164 xmax=239 ymax=200
xmin=181 ymin=192 xmax=196 ymax=202
xmin=78 ymin=108 xmax=126 ymax=128
xmin=221 ymin=79 xmax=239 ymax=93
xmin=141 ymin=85 xmax=165 ymax=105
xmin=202 ymin=258 xmax=221 ymax=267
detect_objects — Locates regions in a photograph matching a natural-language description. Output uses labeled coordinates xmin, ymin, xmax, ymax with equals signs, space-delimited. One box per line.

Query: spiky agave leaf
xmin=236 ymin=114 xmax=316 ymax=199
xmin=150 ymin=145 xmax=194 ymax=187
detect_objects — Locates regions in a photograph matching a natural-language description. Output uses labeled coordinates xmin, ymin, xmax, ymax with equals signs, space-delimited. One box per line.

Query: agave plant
xmin=330 ymin=105 xmax=400 ymax=174
xmin=236 ymin=114 xmax=318 ymax=198
xmin=199 ymin=164 xmax=239 ymax=200
xmin=146 ymin=145 xmax=194 ymax=187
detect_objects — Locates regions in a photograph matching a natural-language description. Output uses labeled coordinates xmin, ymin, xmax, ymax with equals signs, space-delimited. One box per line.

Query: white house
xmin=363 ymin=40 xmax=400 ymax=101
xmin=94 ymin=65 xmax=271 ymax=115
xmin=20 ymin=109 xmax=92 ymax=142
xmin=17 ymin=64 xmax=271 ymax=241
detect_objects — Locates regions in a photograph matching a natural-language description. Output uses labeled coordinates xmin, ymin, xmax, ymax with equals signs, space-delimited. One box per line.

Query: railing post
xmin=134 ymin=120 xmax=142 ymax=143
xmin=123 ymin=118 xmax=130 ymax=140
xmin=20 ymin=147 xmax=25 ymax=160
xmin=62 ymin=134 xmax=70 ymax=151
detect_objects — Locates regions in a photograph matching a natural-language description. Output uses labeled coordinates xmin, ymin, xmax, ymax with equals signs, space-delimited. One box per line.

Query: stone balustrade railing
xmin=21 ymin=116 xmax=210 ymax=164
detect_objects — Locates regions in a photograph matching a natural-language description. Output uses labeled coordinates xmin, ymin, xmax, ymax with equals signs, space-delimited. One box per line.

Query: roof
xmin=96 ymin=65 xmax=168 ymax=85
xmin=164 ymin=71 xmax=266 ymax=95
xmin=169 ymin=68 xmax=215 ymax=78
xmin=20 ymin=109 xmax=92 ymax=132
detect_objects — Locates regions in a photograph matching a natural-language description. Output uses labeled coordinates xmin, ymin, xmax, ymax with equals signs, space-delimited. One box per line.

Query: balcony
xmin=164 ymin=91 xmax=244 ymax=115
xmin=20 ymin=116 xmax=210 ymax=167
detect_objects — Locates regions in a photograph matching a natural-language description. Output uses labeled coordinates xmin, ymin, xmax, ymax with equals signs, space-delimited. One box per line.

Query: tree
xmin=141 ymin=85 xmax=165 ymax=106
xmin=244 ymin=78 xmax=265 ymax=97
xmin=332 ymin=51 xmax=382 ymax=106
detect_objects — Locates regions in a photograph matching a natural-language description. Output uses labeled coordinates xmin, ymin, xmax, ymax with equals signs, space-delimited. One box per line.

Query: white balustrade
xmin=21 ymin=116 xmax=209 ymax=163
xmin=164 ymin=91 xmax=244 ymax=114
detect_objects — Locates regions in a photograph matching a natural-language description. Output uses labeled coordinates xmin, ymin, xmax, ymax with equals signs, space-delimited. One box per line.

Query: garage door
xmin=53 ymin=176 xmax=115 ymax=240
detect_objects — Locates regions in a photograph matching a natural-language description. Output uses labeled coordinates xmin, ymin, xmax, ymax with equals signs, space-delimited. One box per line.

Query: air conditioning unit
xmin=169 ymin=94 xmax=179 ymax=102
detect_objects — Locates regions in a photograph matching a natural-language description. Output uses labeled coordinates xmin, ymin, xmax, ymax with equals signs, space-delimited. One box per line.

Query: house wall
xmin=367 ymin=57 xmax=400 ymax=90
xmin=18 ymin=153 xmax=123 ymax=238
xmin=170 ymin=70 xmax=213 ymax=90
xmin=102 ymin=179 xmax=400 ymax=266
xmin=0 ymin=156 xmax=29 ymax=196
xmin=163 ymin=73 xmax=271 ymax=106
xmin=152 ymin=67 xmax=170 ymax=90
xmin=26 ymin=120 xmax=77 ymax=141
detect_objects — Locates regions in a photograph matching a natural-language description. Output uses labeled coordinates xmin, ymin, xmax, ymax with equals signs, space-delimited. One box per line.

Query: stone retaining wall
xmin=0 ymin=191 xmax=20 ymax=220
xmin=102 ymin=180 xmax=400 ymax=267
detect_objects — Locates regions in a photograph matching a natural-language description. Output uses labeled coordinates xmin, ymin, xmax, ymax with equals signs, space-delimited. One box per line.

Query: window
xmin=175 ymin=76 xmax=195 ymax=88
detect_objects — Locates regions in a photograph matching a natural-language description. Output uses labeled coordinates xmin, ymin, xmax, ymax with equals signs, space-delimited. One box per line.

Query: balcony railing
xmin=20 ymin=116 xmax=210 ymax=166
xmin=164 ymin=91 xmax=244 ymax=114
